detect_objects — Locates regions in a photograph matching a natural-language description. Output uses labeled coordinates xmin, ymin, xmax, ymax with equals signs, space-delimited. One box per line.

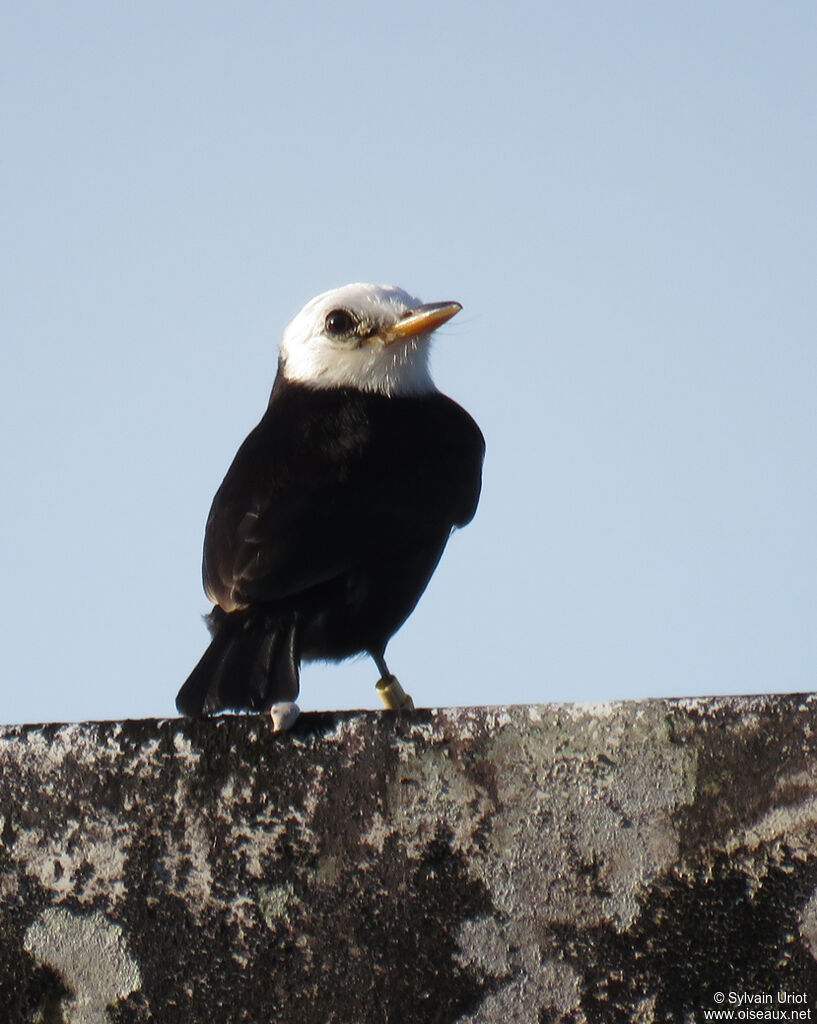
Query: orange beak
xmin=376 ymin=301 xmax=462 ymax=346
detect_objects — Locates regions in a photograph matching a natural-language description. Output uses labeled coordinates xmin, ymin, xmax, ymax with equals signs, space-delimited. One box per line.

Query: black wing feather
xmin=203 ymin=382 xmax=485 ymax=613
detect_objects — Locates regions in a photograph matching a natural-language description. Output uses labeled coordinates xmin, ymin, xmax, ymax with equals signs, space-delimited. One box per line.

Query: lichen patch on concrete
xmin=24 ymin=907 xmax=141 ymax=1024
xmin=257 ymin=881 xmax=296 ymax=926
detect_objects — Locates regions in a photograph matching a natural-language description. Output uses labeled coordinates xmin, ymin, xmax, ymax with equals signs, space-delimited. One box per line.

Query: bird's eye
xmin=324 ymin=309 xmax=358 ymax=338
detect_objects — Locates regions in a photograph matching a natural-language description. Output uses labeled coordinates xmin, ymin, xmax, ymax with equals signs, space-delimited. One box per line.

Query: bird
xmin=176 ymin=283 xmax=484 ymax=724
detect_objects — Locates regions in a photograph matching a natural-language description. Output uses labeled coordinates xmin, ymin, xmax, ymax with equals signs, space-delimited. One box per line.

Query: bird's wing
xmin=202 ymin=391 xmax=484 ymax=611
xmin=203 ymin=457 xmax=372 ymax=609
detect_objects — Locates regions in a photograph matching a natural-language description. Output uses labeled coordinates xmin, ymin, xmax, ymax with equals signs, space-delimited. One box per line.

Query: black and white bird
xmin=176 ymin=283 xmax=484 ymax=726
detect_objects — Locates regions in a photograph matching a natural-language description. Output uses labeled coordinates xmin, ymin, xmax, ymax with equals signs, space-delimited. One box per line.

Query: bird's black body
xmin=176 ymin=373 xmax=484 ymax=716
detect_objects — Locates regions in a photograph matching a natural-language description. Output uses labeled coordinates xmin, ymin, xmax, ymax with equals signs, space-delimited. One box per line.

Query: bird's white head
xmin=278 ymin=283 xmax=461 ymax=397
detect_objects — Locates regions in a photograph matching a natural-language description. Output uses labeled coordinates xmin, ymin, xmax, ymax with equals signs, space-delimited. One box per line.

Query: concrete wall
xmin=2 ymin=696 xmax=817 ymax=1023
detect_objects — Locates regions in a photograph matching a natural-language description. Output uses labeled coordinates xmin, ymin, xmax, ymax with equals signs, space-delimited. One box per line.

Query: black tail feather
xmin=176 ymin=608 xmax=300 ymax=717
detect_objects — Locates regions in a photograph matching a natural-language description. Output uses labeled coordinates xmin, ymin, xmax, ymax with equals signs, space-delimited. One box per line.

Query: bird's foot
xmin=269 ymin=701 xmax=301 ymax=732
xmin=376 ymin=675 xmax=414 ymax=711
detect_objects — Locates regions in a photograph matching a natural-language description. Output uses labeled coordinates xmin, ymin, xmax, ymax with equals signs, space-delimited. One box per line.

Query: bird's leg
xmin=372 ymin=652 xmax=414 ymax=711
xmin=269 ymin=701 xmax=301 ymax=732
xmin=268 ymin=618 xmax=302 ymax=731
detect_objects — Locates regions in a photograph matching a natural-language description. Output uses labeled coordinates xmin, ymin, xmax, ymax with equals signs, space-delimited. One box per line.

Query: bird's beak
xmin=376 ymin=301 xmax=462 ymax=346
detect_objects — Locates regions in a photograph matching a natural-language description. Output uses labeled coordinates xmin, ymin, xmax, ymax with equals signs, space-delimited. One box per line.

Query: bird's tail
xmin=176 ymin=607 xmax=300 ymax=717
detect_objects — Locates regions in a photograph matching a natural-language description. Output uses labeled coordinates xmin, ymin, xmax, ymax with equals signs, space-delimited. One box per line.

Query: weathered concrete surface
xmin=2 ymin=696 xmax=817 ymax=1023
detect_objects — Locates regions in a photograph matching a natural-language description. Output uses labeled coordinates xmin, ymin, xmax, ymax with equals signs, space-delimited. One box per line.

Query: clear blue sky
xmin=3 ymin=2 xmax=815 ymax=723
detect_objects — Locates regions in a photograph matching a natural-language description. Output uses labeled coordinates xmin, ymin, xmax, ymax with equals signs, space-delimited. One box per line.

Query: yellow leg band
xmin=376 ymin=675 xmax=415 ymax=711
